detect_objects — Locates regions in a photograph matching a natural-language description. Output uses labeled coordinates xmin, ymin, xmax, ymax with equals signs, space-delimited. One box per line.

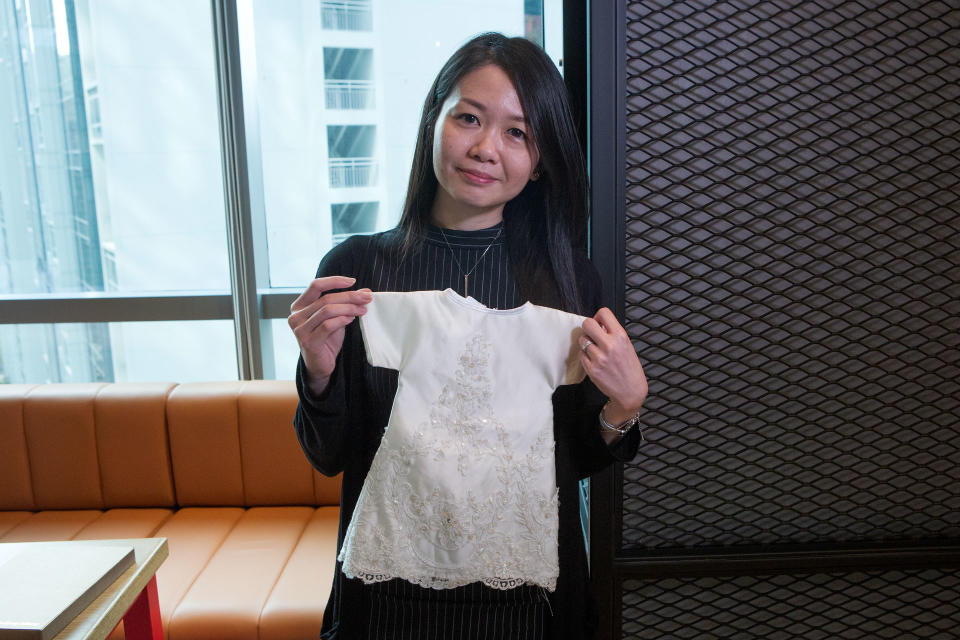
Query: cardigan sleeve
xmin=292 ymin=236 xmax=365 ymax=477
xmin=557 ymin=251 xmax=642 ymax=479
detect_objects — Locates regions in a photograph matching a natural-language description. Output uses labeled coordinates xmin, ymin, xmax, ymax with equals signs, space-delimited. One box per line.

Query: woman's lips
xmin=458 ymin=168 xmax=497 ymax=184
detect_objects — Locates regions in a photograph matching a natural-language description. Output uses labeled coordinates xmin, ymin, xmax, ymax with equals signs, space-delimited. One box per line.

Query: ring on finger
xmin=581 ymin=339 xmax=594 ymax=352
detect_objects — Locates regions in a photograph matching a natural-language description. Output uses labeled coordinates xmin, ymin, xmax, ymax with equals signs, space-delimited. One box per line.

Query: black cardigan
xmin=294 ymin=227 xmax=640 ymax=639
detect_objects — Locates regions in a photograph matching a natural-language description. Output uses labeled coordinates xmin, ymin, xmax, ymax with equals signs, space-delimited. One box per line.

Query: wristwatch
xmin=599 ymin=401 xmax=641 ymax=435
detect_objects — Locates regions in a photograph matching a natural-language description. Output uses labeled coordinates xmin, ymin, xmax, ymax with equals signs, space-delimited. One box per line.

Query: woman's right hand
xmin=288 ymin=276 xmax=372 ymax=395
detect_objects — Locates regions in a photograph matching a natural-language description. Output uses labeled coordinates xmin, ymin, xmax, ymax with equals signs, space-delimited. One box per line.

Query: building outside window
xmin=0 ymin=0 xmax=559 ymax=384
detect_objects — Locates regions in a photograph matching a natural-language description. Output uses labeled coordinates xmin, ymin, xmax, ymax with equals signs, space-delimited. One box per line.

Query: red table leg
xmin=122 ymin=576 xmax=163 ymax=640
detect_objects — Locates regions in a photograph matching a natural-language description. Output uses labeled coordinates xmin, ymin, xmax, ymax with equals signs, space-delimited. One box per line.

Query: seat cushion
xmin=237 ymin=381 xmax=316 ymax=506
xmin=0 ymin=510 xmax=103 ymax=542
xmin=166 ymin=384 xmax=245 ymax=507
xmin=167 ymin=507 xmax=314 ymax=640
xmin=23 ymin=384 xmax=106 ymax=510
xmin=0 ymin=511 xmax=32 ymax=538
xmin=259 ymin=507 xmax=339 ymax=640
xmin=150 ymin=507 xmax=246 ymax=635
xmin=73 ymin=509 xmax=174 ymax=540
xmin=0 ymin=385 xmax=36 ymax=510
xmin=95 ymin=383 xmax=177 ymax=508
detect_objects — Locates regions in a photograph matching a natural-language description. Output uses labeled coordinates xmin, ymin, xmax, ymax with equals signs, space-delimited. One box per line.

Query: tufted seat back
xmin=0 ymin=381 xmax=339 ymax=511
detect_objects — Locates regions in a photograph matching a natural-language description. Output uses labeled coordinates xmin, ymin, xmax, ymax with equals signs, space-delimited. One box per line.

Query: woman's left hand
xmin=579 ymin=308 xmax=648 ymax=423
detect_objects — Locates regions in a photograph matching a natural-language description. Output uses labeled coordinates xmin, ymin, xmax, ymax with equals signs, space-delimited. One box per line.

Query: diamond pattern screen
xmin=621 ymin=0 xmax=960 ymax=551
xmin=622 ymin=570 xmax=960 ymax=639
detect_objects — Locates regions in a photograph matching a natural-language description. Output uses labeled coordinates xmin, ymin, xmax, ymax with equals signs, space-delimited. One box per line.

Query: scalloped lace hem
xmin=347 ymin=571 xmax=557 ymax=592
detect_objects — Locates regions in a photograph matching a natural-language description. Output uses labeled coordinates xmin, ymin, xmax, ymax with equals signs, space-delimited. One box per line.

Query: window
xmin=331 ymin=201 xmax=379 ymax=244
xmin=0 ymin=0 xmax=230 ymax=383
xmin=324 ymin=48 xmax=375 ymax=110
xmin=0 ymin=321 xmax=236 ymax=384
xmin=327 ymin=125 xmax=378 ymax=188
xmin=321 ymin=0 xmax=373 ymax=32
xmin=1 ymin=0 xmax=558 ymax=383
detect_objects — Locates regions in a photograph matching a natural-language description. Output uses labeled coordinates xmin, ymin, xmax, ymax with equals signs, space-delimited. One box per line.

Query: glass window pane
xmin=268 ymin=318 xmax=302 ymax=382
xmin=0 ymin=0 xmax=228 ymax=295
xmin=244 ymin=1 xmax=551 ymax=290
xmin=321 ymin=0 xmax=373 ymax=32
xmin=0 ymin=321 xmax=238 ymax=384
xmin=332 ymin=201 xmax=378 ymax=243
xmin=323 ymin=48 xmax=374 ymax=80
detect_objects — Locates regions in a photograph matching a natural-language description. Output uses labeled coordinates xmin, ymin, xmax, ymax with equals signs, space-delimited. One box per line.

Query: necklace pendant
xmin=437 ymin=226 xmax=502 ymax=302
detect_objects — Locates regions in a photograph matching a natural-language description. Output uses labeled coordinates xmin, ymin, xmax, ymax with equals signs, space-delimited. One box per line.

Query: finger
xmin=291 ymin=298 xmax=366 ymax=335
xmin=580 ymin=318 xmax=611 ymax=350
xmin=305 ymin=301 xmax=369 ymax=332
xmin=293 ymin=309 xmax=357 ymax=344
xmin=578 ymin=335 xmax=598 ymax=355
xmin=290 ymin=275 xmax=357 ymax=312
xmin=579 ymin=349 xmax=595 ymax=375
xmin=288 ymin=297 xmax=336 ymax=332
xmin=593 ymin=307 xmax=628 ymax=337
xmin=581 ymin=317 xmax=602 ymax=339
xmin=289 ymin=289 xmax=371 ymax=329
xmin=317 ymin=314 xmax=357 ymax=337
xmin=319 ymin=288 xmax=373 ymax=308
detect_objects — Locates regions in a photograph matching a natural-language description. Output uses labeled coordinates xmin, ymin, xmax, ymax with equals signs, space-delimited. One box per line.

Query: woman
xmin=289 ymin=32 xmax=647 ymax=639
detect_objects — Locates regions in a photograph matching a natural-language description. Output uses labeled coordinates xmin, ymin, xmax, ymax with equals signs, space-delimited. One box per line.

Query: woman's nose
xmin=470 ymin=129 xmax=498 ymax=162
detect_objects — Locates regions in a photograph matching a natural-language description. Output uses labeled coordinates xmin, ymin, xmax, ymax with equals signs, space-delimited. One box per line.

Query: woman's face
xmin=430 ymin=64 xmax=540 ymax=228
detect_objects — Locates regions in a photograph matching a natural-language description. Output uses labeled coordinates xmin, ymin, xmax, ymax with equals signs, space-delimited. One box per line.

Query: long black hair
xmin=397 ymin=32 xmax=588 ymax=314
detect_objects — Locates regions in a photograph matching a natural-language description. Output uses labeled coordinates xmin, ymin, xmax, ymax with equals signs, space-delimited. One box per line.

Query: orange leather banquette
xmin=0 ymin=381 xmax=340 ymax=640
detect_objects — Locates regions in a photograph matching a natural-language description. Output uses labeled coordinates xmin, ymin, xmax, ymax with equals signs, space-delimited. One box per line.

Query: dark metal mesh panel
xmin=622 ymin=0 xmax=960 ymax=548
xmin=622 ymin=569 xmax=960 ymax=639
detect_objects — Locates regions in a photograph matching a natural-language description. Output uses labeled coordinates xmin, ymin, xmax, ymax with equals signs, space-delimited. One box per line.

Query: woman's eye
xmin=458 ymin=113 xmax=479 ymax=125
xmin=507 ymin=128 xmax=527 ymax=140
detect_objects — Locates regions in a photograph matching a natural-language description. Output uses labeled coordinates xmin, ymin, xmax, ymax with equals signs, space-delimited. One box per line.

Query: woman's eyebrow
xmin=459 ymin=97 xmax=527 ymax=123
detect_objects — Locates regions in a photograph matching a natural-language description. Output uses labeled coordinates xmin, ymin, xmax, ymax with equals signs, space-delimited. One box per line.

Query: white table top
xmin=0 ymin=538 xmax=167 ymax=640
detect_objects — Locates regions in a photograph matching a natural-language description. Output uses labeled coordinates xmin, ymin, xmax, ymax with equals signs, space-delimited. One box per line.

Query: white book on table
xmin=0 ymin=543 xmax=135 ymax=640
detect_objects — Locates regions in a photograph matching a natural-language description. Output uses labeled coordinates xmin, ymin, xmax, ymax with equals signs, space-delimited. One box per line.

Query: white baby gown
xmin=338 ymin=289 xmax=587 ymax=592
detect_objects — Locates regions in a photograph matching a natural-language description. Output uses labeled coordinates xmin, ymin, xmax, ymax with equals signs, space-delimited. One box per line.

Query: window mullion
xmin=211 ymin=0 xmax=263 ymax=380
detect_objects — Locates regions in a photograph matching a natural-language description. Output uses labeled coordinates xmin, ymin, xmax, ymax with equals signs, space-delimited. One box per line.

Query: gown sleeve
xmin=358 ymin=292 xmax=417 ymax=370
